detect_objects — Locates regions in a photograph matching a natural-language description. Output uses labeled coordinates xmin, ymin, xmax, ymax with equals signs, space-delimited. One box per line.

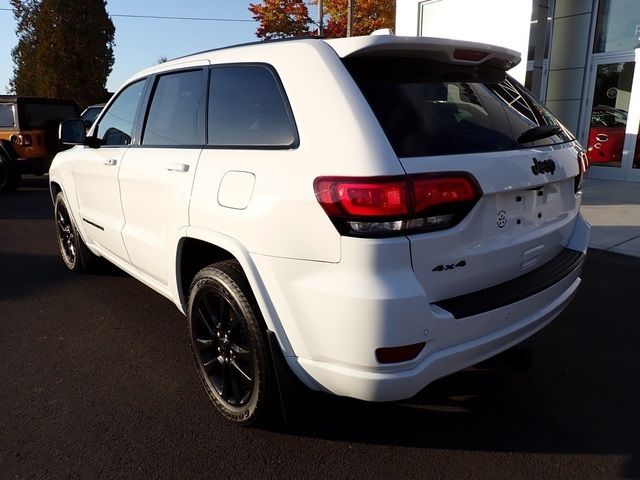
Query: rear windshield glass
xmin=0 ymin=104 xmax=15 ymax=127
xmin=19 ymin=102 xmax=78 ymax=130
xmin=344 ymin=57 xmax=573 ymax=158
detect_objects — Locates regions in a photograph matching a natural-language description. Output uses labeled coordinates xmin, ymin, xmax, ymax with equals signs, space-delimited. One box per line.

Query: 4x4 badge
xmin=432 ymin=260 xmax=467 ymax=272
xmin=531 ymin=157 xmax=556 ymax=175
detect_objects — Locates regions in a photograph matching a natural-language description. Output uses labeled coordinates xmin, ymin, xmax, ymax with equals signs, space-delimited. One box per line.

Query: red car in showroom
xmin=587 ymin=106 xmax=626 ymax=165
xmin=587 ymin=105 xmax=640 ymax=167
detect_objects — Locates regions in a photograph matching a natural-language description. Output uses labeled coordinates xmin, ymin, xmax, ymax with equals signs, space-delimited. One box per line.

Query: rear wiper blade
xmin=517 ymin=125 xmax=562 ymax=144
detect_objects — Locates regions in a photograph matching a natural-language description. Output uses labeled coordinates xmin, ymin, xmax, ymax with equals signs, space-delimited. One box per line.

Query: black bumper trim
xmin=433 ymin=248 xmax=585 ymax=319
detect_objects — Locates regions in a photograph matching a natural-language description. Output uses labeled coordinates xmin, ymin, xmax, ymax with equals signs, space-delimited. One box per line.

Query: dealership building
xmin=396 ymin=0 xmax=640 ymax=182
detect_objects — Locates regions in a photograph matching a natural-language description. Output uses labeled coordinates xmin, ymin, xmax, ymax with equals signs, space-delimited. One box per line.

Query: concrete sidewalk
xmin=581 ymin=178 xmax=640 ymax=257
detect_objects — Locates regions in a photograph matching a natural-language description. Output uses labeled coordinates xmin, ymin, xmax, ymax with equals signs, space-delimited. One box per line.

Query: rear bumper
xmin=256 ymin=213 xmax=590 ymax=402
xmin=293 ymin=267 xmax=581 ymax=401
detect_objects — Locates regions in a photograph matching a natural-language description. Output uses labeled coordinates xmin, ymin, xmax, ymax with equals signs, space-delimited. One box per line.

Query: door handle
xmin=166 ymin=163 xmax=189 ymax=173
xmin=103 ymin=158 xmax=118 ymax=166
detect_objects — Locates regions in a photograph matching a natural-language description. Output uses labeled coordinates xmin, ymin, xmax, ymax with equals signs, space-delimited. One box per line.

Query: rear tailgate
xmin=401 ymin=145 xmax=582 ymax=303
xmin=342 ymin=50 xmax=585 ymax=308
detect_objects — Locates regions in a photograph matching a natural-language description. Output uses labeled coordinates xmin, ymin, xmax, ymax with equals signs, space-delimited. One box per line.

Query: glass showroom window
xmin=594 ymin=0 xmax=640 ymax=54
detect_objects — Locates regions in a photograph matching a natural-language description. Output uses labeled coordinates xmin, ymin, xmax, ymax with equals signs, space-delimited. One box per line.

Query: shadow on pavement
xmin=0 ymin=252 xmax=72 ymax=301
xmin=0 ymin=184 xmax=52 ymax=220
xmin=0 ymin=250 xmax=127 ymax=303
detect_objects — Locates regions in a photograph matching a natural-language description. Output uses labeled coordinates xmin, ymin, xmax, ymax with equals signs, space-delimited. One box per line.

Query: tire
xmin=188 ymin=260 xmax=276 ymax=426
xmin=53 ymin=192 xmax=98 ymax=272
xmin=0 ymin=153 xmax=20 ymax=193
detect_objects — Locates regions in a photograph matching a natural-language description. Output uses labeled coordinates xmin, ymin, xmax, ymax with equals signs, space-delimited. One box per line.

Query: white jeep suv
xmin=51 ymin=34 xmax=590 ymax=425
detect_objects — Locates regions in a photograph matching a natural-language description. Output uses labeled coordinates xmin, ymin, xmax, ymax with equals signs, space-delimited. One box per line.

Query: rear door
xmin=345 ymin=56 xmax=584 ymax=302
xmin=118 ymin=67 xmax=206 ymax=286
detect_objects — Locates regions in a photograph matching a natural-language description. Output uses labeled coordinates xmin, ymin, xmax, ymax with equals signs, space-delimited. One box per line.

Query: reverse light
xmin=314 ymin=173 xmax=482 ymax=237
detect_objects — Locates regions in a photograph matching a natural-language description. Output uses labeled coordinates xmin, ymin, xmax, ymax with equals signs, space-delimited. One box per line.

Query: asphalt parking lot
xmin=2 ymin=177 xmax=639 ymax=480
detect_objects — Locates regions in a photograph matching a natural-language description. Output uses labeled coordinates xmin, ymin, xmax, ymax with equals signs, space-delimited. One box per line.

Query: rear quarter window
xmin=207 ymin=65 xmax=297 ymax=148
xmin=345 ymin=57 xmax=573 ymax=158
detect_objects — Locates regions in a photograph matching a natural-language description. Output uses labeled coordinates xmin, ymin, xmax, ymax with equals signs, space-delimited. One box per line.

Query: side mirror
xmin=59 ymin=119 xmax=87 ymax=145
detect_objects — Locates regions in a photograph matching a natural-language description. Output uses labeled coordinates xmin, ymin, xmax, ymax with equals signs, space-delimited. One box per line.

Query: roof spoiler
xmin=325 ymin=35 xmax=520 ymax=71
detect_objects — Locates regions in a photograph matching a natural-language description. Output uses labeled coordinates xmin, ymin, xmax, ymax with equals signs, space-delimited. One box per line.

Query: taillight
xmin=316 ymin=178 xmax=408 ymax=217
xmin=314 ymin=173 xmax=482 ymax=237
xmin=575 ymin=150 xmax=589 ymax=193
xmin=412 ymin=176 xmax=479 ymax=211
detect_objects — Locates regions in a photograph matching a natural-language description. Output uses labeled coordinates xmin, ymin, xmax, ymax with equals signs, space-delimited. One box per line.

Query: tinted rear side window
xmin=208 ymin=65 xmax=296 ymax=147
xmin=0 ymin=104 xmax=15 ymax=127
xmin=345 ymin=57 xmax=573 ymax=158
xmin=143 ymin=69 xmax=204 ymax=146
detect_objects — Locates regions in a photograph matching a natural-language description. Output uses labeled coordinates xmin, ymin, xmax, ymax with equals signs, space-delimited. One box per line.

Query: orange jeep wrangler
xmin=0 ymin=96 xmax=79 ymax=192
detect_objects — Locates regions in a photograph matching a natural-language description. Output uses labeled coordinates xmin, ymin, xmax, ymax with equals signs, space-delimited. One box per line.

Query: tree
xmin=248 ymin=0 xmax=313 ymax=40
xmin=248 ymin=0 xmax=395 ymax=39
xmin=323 ymin=0 xmax=395 ymax=38
xmin=10 ymin=0 xmax=115 ymax=107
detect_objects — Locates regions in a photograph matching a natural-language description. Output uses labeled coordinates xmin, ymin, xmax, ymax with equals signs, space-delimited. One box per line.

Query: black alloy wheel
xmin=188 ymin=261 xmax=274 ymax=425
xmin=55 ymin=194 xmax=78 ymax=269
xmin=193 ymin=286 xmax=255 ymax=406
xmin=53 ymin=192 xmax=97 ymax=272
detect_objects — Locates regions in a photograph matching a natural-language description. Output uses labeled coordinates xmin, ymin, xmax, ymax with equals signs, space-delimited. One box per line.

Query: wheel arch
xmin=176 ymin=228 xmax=294 ymax=356
xmin=49 ymin=179 xmax=62 ymax=202
xmin=48 ymin=177 xmax=92 ymax=253
xmin=176 ymin=236 xmax=234 ymax=308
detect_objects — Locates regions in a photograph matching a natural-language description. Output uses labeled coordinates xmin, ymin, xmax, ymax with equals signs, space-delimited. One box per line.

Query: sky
xmin=0 ymin=0 xmax=279 ymax=94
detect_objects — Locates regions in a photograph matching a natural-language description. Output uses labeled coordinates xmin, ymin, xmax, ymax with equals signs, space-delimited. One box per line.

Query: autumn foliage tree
xmin=248 ymin=0 xmax=313 ymax=40
xmin=249 ymin=0 xmax=395 ymax=39
xmin=10 ymin=0 xmax=115 ymax=107
xmin=323 ymin=0 xmax=395 ymax=37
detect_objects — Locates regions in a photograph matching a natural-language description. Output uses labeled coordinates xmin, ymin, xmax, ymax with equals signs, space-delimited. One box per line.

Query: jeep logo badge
xmin=531 ymin=158 xmax=556 ymax=175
